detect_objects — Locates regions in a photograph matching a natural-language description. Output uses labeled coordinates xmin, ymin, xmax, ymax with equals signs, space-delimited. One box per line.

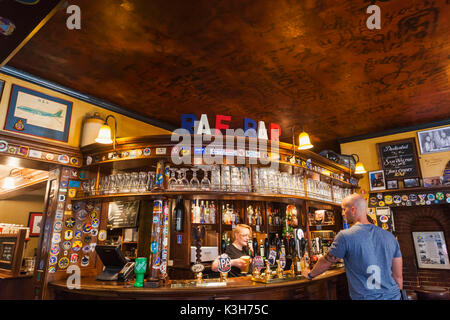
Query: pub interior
xmin=0 ymin=1 xmax=448 ymax=301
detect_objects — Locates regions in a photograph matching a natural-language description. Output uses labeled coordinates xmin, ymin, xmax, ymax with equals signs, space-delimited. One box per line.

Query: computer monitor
xmin=95 ymin=245 xmax=128 ymax=281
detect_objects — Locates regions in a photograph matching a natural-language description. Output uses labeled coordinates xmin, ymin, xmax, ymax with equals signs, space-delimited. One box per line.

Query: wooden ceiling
xmin=5 ymin=0 xmax=450 ymax=152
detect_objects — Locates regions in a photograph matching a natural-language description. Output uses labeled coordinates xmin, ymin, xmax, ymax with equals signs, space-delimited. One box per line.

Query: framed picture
xmin=412 ymin=231 xmax=450 ymax=270
xmin=386 ymin=180 xmax=398 ymax=190
xmin=4 ymin=85 xmax=72 ymax=142
xmin=27 ymin=212 xmax=43 ymax=237
xmin=423 ymin=176 xmax=443 ymax=187
xmin=369 ymin=170 xmax=386 ymax=191
xmin=417 ymin=126 xmax=450 ymax=155
xmin=403 ymin=178 xmax=420 ymax=188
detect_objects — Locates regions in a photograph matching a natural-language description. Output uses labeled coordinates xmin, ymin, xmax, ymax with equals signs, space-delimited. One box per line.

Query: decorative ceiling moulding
xmin=0 ymin=66 xmax=178 ymax=133
xmin=338 ymin=119 xmax=450 ymax=144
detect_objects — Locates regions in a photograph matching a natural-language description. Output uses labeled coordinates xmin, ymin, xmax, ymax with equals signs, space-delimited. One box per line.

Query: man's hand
xmin=231 ymin=258 xmax=247 ymax=270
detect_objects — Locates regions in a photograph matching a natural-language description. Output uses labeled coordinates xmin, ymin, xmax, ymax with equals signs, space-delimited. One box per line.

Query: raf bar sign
xmin=181 ymin=114 xmax=281 ymax=141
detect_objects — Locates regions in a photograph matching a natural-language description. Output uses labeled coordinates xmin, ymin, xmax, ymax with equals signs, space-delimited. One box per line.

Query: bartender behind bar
xmin=211 ymin=224 xmax=253 ymax=277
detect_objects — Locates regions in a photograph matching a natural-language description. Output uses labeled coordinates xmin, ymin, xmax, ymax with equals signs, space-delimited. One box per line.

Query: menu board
xmin=0 ymin=239 xmax=16 ymax=268
xmin=107 ymin=201 xmax=140 ymax=228
xmin=377 ymin=138 xmax=421 ymax=180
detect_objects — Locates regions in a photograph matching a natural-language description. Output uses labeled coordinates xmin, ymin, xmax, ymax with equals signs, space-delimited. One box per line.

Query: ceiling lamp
xmin=95 ymin=115 xmax=117 ymax=150
xmin=352 ymin=154 xmax=367 ymax=175
xmin=298 ymin=129 xmax=313 ymax=150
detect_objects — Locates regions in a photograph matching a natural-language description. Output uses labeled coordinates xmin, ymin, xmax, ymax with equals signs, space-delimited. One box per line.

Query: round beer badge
xmin=54 ymin=221 xmax=63 ymax=232
xmin=427 ymin=194 xmax=435 ymax=201
xmin=64 ymin=230 xmax=73 ymax=240
xmin=81 ymin=256 xmax=90 ymax=267
xmin=50 ymin=245 xmax=60 ymax=255
xmin=401 ymin=195 xmax=409 ymax=202
xmin=378 ymin=201 xmax=385 ymax=207
xmin=65 ymin=217 xmax=76 ymax=228
xmin=49 ymin=256 xmax=57 ymax=265
xmin=91 ymin=218 xmax=99 ymax=228
xmin=446 ymin=198 xmax=450 ymax=203
xmin=143 ymin=148 xmax=151 ymax=156
xmin=384 ymin=195 xmax=393 ymax=205
xmin=89 ymin=210 xmax=97 ymax=219
xmin=70 ymin=253 xmax=78 ymax=263
xmin=382 ymin=223 xmax=389 ymax=230
xmin=380 ymin=215 xmax=389 ymax=223
xmin=98 ymin=230 xmax=107 ymax=241
xmin=74 ymin=230 xmax=82 ymax=239
xmin=48 ymin=266 xmax=56 ymax=273
xmin=377 ymin=193 xmax=383 ymax=200
xmin=82 ymin=223 xmax=92 ymax=233
xmin=82 ymin=245 xmax=91 ymax=253
xmin=91 ymin=229 xmax=98 ymax=237
xmin=58 ymin=257 xmax=69 ymax=269
xmin=393 ymin=195 xmax=401 ymax=204
xmin=72 ymin=241 xmax=83 ymax=251
xmin=0 ymin=140 xmax=8 ymax=152
xmin=369 ymin=197 xmax=377 ymax=206
xmin=86 ymin=202 xmax=94 ymax=211
xmin=52 ymin=233 xmax=61 ymax=243
xmin=62 ymin=241 xmax=72 ymax=250
xmin=436 ymin=192 xmax=444 ymax=200
xmin=409 ymin=194 xmax=417 ymax=202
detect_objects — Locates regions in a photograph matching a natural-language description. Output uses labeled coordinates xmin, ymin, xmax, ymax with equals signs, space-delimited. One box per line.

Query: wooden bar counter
xmin=48 ymin=268 xmax=348 ymax=300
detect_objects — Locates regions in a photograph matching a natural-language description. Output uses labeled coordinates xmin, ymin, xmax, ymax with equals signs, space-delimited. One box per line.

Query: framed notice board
xmin=0 ymin=230 xmax=27 ymax=275
xmin=377 ymin=138 xmax=421 ymax=183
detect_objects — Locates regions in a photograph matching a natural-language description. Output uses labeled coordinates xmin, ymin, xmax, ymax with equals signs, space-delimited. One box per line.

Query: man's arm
xmin=392 ymin=257 xmax=403 ymax=289
xmin=301 ymin=252 xmax=340 ymax=278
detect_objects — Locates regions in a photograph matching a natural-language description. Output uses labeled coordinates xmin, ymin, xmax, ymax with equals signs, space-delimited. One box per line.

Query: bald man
xmin=302 ymin=194 xmax=403 ymax=300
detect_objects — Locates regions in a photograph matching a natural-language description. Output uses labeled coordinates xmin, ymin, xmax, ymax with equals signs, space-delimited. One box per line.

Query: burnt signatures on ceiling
xmin=6 ymin=0 xmax=450 ymax=152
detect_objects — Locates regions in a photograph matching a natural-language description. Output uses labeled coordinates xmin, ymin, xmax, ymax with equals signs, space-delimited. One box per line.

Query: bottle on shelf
xmin=221 ymin=234 xmax=227 ymax=254
xmin=252 ymin=237 xmax=258 ymax=257
xmin=231 ymin=203 xmax=236 ymax=229
xmin=174 ymin=196 xmax=184 ymax=232
xmin=259 ymin=238 xmax=265 ymax=258
xmin=191 ymin=199 xmax=196 ymax=223
xmin=247 ymin=205 xmax=253 ymax=225
xmin=210 ymin=201 xmax=216 ymax=224
xmin=204 ymin=200 xmax=210 ymax=224
xmin=268 ymin=208 xmax=273 ymax=226
xmin=200 ymin=201 xmax=205 ymax=224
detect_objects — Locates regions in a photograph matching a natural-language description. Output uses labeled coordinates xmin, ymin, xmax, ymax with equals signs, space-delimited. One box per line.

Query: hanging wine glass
xmin=168 ymin=168 xmax=177 ymax=190
xmin=200 ymin=166 xmax=211 ymax=191
xmin=180 ymin=168 xmax=190 ymax=190
xmin=190 ymin=168 xmax=200 ymax=190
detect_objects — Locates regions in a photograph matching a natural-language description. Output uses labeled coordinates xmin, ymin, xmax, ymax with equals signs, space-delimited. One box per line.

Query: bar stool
xmin=414 ymin=286 xmax=449 ymax=300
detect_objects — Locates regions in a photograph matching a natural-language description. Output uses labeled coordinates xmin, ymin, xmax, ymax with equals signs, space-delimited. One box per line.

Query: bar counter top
xmin=48 ymin=268 xmax=348 ymax=300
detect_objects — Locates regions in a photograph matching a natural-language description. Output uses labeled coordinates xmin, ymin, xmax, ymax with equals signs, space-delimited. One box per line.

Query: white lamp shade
xmin=298 ymin=132 xmax=313 ymax=150
xmin=354 ymin=161 xmax=367 ymax=174
xmin=95 ymin=124 xmax=113 ymax=144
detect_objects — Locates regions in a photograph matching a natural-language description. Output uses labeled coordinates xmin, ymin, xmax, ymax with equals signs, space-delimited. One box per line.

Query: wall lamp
xmin=351 ymin=154 xmax=367 ymax=175
xmin=298 ymin=126 xmax=313 ymax=150
xmin=95 ymin=115 xmax=117 ymax=150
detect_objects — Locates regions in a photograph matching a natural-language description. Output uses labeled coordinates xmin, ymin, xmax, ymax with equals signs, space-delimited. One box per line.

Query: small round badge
xmin=82 ymin=245 xmax=91 ymax=253
xmin=49 ymin=256 xmax=57 ymax=265
xmin=74 ymin=230 xmax=82 ymax=239
xmin=48 ymin=266 xmax=56 ymax=273
xmin=70 ymin=253 xmax=78 ymax=263
xmin=91 ymin=218 xmax=99 ymax=228
xmin=98 ymin=230 xmax=107 ymax=241
xmin=72 ymin=241 xmax=83 ymax=251
xmin=50 ymin=245 xmax=60 ymax=255
xmin=62 ymin=241 xmax=72 ymax=250
xmin=83 ymin=223 xmax=92 ymax=233
xmin=91 ymin=229 xmax=98 ymax=237
xmin=81 ymin=256 xmax=90 ymax=267
xmin=58 ymin=257 xmax=69 ymax=269
xmin=54 ymin=221 xmax=63 ymax=232
xmin=0 ymin=140 xmax=8 ymax=152
xmin=65 ymin=217 xmax=76 ymax=228
xmin=64 ymin=230 xmax=74 ymax=240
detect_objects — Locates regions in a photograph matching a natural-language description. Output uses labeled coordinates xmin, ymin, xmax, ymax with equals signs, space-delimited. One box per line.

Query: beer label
xmin=218 ymin=254 xmax=231 ymax=273
xmin=296 ymin=261 xmax=302 ymax=272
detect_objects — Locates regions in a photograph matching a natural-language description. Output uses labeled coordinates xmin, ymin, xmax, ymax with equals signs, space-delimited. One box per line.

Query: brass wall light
xmin=95 ymin=115 xmax=118 ymax=150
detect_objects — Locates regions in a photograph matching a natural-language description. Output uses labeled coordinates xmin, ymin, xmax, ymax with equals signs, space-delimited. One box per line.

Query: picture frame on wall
xmin=27 ymin=212 xmax=43 ymax=237
xmin=417 ymin=126 xmax=450 ymax=155
xmin=403 ymin=178 xmax=420 ymax=188
xmin=386 ymin=180 xmax=398 ymax=190
xmin=369 ymin=170 xmax=386 ymax=191
xmin=4 ymin=84 xmax=73 ymax=142
xmin=412 ymin=231 xmax=450 ymax=270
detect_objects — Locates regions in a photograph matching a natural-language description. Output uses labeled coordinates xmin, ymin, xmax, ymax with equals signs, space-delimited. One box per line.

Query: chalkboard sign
xmin=0 ymin=238 xmax=16 ymax=269
xmin=377 ymin=138 xmax=421 ymax=180
xmin=0 ymin=230 xmax=27 ymax=274
xmin=107 ymin=200 xmax=140 ymax=228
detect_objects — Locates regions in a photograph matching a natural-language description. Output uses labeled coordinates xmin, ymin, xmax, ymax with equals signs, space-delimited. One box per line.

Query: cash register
xmin=95 ymin=245 xmax=134 ymax=281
